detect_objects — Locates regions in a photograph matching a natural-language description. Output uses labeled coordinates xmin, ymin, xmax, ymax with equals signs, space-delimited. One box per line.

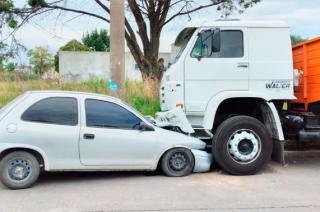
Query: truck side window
xmin=191 ymin=30 xmax=213 ymax=58
xmin=191 ymin=30 xmax=244 ymax=58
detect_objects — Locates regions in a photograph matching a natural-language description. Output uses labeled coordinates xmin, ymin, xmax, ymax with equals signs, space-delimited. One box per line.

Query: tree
xmin=28 ymin=46 xmax=53 ymax=75
xmin=291 ymin=35 xmax=307 ymax=46
xmin=4 ymin=62 xmax=16 ymax=72
xmin=1 ymin=0 xmax=261 ymax=86
xmin=83 ymin=29 xmax=110 ymax=51
xmin=0 ymin=1 xmax=26 ymax=62
xmin=54 ymin=39 xmax=91 ymax=72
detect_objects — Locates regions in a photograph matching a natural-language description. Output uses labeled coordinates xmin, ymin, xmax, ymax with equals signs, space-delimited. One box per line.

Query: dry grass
xmin=0 ymin=74 xmax=161 ymax=116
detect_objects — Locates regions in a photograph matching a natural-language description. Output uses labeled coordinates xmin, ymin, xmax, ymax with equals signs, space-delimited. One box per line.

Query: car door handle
xmin=237 ymin=63 xmax=249 ymax=68
xmin=83 ymin=133 xmax=95 ymax=140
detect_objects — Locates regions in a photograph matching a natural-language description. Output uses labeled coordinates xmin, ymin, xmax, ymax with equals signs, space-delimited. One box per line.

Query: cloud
xmin=239 ymin=0 xmax=320 ymax=38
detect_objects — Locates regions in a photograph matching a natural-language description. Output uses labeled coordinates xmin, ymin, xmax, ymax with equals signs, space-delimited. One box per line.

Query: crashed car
xmin=0 ymin=91 xmax=211 ymax=189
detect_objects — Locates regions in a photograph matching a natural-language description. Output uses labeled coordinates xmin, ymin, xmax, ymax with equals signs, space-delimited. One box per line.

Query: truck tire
xmin=213 ymin=116 xmax=272 ymax=175
xmin=0 ymin=151 xmax=40 ymax=189
xmin=161 ymin=148 xmax=195 ymax=177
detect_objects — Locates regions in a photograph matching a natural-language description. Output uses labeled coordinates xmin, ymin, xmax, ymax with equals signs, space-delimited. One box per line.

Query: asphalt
xmin=1 ymin=151 xmax=320 ymax=212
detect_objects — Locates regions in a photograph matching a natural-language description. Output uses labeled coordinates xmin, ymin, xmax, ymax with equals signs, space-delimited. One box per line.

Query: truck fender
xmin=259 ymin=102 xmax=284 ymax=141
xmin=202 ymin=92 xmax=284 ymax=140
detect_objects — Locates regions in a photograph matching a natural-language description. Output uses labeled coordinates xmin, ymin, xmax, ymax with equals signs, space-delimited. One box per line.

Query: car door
xmin=184 ymin=28 xmax=249 ymax=112
xmin=13 ymin=95 xmax=81 ymax=169
xmin=79 ymin=98 xmax=158 ymax=168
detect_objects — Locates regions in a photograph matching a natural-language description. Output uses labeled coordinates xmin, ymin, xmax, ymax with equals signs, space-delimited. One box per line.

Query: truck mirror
xmin=212 ymin=29 xmax=221 ymax=53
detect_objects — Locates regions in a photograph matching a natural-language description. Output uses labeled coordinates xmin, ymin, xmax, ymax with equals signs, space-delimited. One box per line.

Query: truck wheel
xmin=0 ymin=151 xmax=40 ymax=189
xmin=161 ymin=148 xmax=195 ymax=177
xmin=213 ymin=116 xmax=272 ymax=175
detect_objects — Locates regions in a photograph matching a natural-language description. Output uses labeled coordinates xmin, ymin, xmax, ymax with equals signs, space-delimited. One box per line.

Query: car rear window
xmin=21 ymin=97 xmax=78 ymax=126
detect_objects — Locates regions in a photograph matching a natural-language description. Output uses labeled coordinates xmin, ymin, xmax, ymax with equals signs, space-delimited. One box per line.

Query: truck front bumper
xmin=191 ymin=149 xmax=212 ymax=173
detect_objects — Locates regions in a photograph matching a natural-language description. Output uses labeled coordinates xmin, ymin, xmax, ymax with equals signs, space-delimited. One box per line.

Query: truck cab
xmin=159 ymin=20 xmax=296 ymax=175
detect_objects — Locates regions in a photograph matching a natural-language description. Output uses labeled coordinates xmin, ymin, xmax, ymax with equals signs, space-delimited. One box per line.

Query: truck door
xmin=184 ymin=28 xmax=249 ymax=112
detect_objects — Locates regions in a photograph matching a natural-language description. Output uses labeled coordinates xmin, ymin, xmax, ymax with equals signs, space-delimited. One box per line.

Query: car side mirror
xmin=139 ymin=122 xmax=154 ymax=131
xmin=212 ymin=28 xmax=221 ymax=53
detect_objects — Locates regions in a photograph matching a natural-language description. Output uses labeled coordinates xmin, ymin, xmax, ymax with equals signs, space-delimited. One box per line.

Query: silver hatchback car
xmin=0 ymin=91 xmax=211 ymax=189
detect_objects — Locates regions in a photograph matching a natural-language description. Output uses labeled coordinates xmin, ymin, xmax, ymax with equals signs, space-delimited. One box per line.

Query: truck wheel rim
xmin=227 ymin=129 xmax=262 ymax=164
xmin=169 ymin=152 xmax=187 ymax=171
xmin=8 ymin=159 xmax=31 ymax=181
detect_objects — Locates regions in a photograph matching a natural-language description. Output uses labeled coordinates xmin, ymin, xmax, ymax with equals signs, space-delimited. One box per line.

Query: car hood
xmin=154 ymin=127 xmax=206 ymax=150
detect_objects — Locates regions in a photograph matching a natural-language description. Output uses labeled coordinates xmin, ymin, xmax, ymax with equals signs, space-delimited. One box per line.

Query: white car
xmin=0 ymin=91 xmax=211 ymax=189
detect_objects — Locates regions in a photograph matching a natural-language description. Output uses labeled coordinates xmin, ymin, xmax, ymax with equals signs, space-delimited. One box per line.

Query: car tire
xmin=161 ymin=148 xmax=195 ymax=177
xmin=213 ymin=116 xmax=272 ymax=175
xmin=0 ymin=151 xmax=40 ymax=189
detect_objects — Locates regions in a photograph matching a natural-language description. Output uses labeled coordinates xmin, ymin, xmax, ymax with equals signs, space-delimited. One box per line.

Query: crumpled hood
xmin=154 ymin=127 xmax=206 ymax=150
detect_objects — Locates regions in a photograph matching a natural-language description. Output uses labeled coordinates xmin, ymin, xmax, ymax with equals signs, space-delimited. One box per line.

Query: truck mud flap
xmin=272 ymin=139 xmax=286 ymax=165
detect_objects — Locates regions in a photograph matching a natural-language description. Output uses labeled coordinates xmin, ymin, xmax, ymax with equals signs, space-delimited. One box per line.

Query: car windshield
xmin=172 ymin=27 xmax=196 ymax=64
xmin=121 ymin=100 xmax=155 ymax=125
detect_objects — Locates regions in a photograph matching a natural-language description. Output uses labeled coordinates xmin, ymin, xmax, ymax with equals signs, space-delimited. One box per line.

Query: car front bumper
xmin=191 ymin=149 xmax=213 ymax=173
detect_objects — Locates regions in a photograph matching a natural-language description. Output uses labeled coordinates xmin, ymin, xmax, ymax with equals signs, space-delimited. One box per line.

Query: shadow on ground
xmin=33 ymin=150 xmax=320 ymax=184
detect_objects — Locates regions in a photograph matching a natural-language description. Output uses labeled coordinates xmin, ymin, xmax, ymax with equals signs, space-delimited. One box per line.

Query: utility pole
xmin=110 ymin=0 xmax=125 ymax=99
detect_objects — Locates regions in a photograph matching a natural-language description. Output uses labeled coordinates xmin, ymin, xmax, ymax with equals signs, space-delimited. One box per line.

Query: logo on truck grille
xmin=266 ymin=80 xmax=291 ymax=89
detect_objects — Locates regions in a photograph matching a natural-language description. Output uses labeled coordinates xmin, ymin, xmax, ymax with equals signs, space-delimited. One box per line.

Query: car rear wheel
xmin=161 ymin=148 xmax=195 ymax=177
xmin=213 ymin=116 xmax=272 ymax=175
xmin=0 ymin=151 xmax=40 ymax=189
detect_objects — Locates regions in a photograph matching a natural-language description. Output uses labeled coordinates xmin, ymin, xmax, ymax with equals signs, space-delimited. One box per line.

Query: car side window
xmin=85 ymin=99 xmax=141 ymax=129
xmin=21 ymin=97 xmax=78 ymax=126
xmin=191 ymin=30 xmax=244 ymax=58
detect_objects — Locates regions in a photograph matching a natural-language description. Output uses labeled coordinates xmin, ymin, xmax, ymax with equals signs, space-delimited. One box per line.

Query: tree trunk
xmin=143 ymin=55 xmax=165 ymax=81
xmin=140 ymin=62 xmax=163 ymax=99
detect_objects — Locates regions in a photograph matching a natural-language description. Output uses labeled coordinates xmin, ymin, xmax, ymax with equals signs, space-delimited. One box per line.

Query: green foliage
xmin=5 ymin=62 xmax=16 ymax=72
xmin=0 ymin=1 xmax=17 ymax=29
xmin=54 ymin=39 xmax=91 ymax=72
xmin=28 ymin=46 xmax=53 ymax=75
xmin=0 ymin=0 xmax=14 ymax=11
xmin=0 ymin=56 xmax=4 ymax=72
xmin=126 ymin=92 xmax=161 ymax=116
xmin=5 ymin=14 xmax=17 ymax=28
xmin=216 ymin=0 xmax=261 ymax=17
xmin=0 ymin=78 xmax=161 ymax=116
xmin=0 ymin=72 xmax=40 ymax=81
xmin=28 ymin=0 xmax=46 ymax=7
xmin=82 ymin=29 xmax=110 ymax=52
xmin=59 ymin=39 xmax=91 ymax=51
xmin=291 ymin=35 xmax=307 ymax=46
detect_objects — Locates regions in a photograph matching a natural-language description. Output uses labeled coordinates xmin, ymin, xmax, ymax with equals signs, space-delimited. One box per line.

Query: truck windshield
xmin=173 ymin=27 xmax=196 ymax=63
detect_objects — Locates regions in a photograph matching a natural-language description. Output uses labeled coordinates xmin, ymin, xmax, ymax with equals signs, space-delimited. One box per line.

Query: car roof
xmin=25 ymin=90 xmax=119 ymax=101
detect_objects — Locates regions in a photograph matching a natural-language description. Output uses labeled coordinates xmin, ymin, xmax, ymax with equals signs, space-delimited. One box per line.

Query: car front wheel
xmin=0 ymin=151 xmax=40 ymax=189
xmin=161 ymin=148 xmax=195 ymax=177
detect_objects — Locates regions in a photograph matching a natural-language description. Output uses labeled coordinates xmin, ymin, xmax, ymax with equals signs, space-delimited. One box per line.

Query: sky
xmin=6 ymin=0 xmax=320 ymax=64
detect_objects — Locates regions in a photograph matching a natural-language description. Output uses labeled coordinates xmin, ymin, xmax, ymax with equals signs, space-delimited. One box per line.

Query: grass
xmin=0 ymin=73 xmax=161 ymax=116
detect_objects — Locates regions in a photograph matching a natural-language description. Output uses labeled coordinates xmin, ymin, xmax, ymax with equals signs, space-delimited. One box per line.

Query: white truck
xmin=158 ymin=20 xmax=296 ymax=175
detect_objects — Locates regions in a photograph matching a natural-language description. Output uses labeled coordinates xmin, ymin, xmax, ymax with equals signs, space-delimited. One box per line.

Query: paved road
xmin=1 ymin=151 xmax=320 ymax=212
